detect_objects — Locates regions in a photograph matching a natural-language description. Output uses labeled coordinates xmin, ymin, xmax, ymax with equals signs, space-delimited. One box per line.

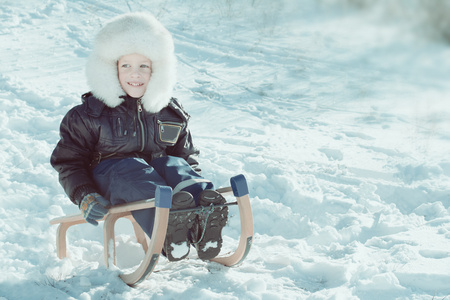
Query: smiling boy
xmin=51 ymin=12 xmax=228 ymax=262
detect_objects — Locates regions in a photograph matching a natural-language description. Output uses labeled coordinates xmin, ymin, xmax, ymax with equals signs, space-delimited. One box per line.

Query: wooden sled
xmin=49 ymin=174 xmax=253 ymax=286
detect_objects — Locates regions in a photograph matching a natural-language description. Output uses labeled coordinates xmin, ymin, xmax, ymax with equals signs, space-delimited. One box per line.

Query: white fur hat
xmin=86 ymin=12 xmax=176 ymax=113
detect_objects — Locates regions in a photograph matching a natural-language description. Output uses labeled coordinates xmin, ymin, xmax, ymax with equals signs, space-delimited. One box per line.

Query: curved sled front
xmin=117 ymin=186 xmax=172 ymax=286
xmin=212 ymin=175 xmax=253 ymax=266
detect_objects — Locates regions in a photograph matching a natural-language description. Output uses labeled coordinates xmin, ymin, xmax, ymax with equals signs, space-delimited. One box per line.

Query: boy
xmin=51 ymin=12 xmax=227 ymax=261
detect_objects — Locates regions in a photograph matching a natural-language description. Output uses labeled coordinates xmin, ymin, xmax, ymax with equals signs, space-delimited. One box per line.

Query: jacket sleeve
xmin=50 ymin=107 xmax=99 ymax=206
xmin=165 ymin=99 xmax=201 ymax=173
xmin=167 ymin=126 xmax=201 ymax=173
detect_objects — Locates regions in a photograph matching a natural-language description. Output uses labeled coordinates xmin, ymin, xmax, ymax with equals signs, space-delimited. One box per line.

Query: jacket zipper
xmin=137 ymin=99 xmax=145 ymax=152
xmin=157 ymin=120 xmax=183 ymax=126
xmin=117 ymin=117 xmax=124 ymax=136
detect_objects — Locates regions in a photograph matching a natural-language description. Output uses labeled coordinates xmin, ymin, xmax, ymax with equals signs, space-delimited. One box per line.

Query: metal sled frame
xmin=49 ymin=175 xmax=253 ymax=286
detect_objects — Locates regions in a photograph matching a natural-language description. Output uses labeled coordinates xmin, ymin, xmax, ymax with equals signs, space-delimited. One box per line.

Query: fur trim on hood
xmin=86 ymin=12 xmax=176 ymax=113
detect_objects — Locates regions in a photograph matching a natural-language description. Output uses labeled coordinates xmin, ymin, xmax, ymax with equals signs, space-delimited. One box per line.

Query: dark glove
xmin=80 ymin=193 xmax=110 ymax=226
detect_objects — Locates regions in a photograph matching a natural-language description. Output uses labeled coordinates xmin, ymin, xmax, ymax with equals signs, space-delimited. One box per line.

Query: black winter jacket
xmin=51 ymin=92 xmax=200 ymax=206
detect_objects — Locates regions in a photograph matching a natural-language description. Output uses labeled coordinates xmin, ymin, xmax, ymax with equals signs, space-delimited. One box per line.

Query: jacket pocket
xmin=157 ymin=120 xmax=182 ymax=145
xmin=98 ymin=116 xmax=128 ymax=145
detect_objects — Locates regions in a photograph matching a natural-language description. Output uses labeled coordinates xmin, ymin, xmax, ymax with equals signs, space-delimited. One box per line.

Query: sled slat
xmin=50 ymin=213 xmax=85 ymax=225
xmin=49 ymin=199 xmax=156 ymax=225
xmin=216 ymin=186 xmax=233 ymax=196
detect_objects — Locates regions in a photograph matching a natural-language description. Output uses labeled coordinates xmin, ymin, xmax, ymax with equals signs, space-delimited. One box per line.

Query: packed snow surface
xmin=1 ymin=0 xmax=449 ymax=299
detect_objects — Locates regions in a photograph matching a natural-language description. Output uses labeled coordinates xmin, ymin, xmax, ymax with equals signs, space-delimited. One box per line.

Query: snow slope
xmin=1 ymin=0 xmax=449 ymax=299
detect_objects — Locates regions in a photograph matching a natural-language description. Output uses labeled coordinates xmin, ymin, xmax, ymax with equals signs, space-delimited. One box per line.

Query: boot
xmin=192 ymin=190 xmax=228 ymax=260
xmin=163 ymin=191 xmax=196 ymax=261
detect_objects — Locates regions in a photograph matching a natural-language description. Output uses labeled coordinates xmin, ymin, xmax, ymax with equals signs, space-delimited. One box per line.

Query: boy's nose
xmin=130 ymin=69 xmax=141 ymax=77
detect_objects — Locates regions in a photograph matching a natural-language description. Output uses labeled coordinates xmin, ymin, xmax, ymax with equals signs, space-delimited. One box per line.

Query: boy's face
xmin=117 ymin=53 xmax=152 ymax=98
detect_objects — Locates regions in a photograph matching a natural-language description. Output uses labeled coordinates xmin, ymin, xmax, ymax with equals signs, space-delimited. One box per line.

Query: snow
xmin=1 ymin=0 xmax=449 ymax=299
xmin=200 ymin=241 xmax=218 ymax=252
xmin=170 ymin=241 xmax=189 ymax=260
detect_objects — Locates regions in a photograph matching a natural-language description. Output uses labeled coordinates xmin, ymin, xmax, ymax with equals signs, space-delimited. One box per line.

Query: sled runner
xmin=49 ymin=174 xmax=253 ymax=286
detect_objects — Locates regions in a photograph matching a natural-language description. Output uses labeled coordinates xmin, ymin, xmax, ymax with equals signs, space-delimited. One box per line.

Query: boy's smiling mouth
xmin=128 ymin=82 xmax=144 ymax=87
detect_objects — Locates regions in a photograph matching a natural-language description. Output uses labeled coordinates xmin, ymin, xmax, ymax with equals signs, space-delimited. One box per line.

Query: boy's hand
xmin=80 ymin=193 xmax=110 ymax=226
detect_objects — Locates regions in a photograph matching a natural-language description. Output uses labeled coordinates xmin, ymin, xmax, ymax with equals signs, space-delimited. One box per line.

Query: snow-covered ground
xmin=1 ymin=0 xmax=449 ymax=299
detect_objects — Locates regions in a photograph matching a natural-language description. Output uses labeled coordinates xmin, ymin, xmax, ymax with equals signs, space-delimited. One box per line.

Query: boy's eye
xmin=140 ymin=64 xmax=150 ymax=68
xmin=121 ymin=64 xmax=131 ymax=68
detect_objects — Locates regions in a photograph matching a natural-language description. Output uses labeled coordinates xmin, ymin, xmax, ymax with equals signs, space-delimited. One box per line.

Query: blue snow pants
xmin=92 ymin=156 xmax=213 ymax=237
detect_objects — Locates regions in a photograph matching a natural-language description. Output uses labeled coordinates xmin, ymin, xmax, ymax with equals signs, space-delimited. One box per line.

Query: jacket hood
xmin=85 ymin=12 xmax=176 ymax=113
